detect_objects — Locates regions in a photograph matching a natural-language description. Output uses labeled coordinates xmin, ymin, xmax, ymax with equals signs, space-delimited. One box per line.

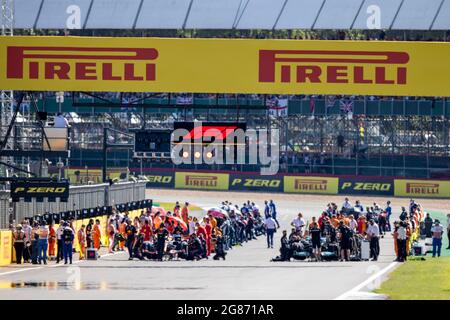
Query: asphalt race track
xmin=0 ymin=189 xmax=448 ymax=300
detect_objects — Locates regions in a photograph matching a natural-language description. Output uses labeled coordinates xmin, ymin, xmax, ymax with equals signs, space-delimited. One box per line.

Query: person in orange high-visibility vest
xmin=77 ymin=225 xmax=86 ymax=260
xmin=357 ymin=215 xmax=367 ymax=235
xmin=48 ymin=222 xmax=56 ymax=258
xmin=330 ymin=215 xmax=340 ymax=229
xmin=153 ymin=212 xmax=163 ymax=231
xmin=118 ymin=219 xmax=127 ymax=251
xmin=93 ymin=219 xmax=102 ymax=250
xmin=208 ymin=214 xmax=218 ymax=235
xmin=181 ymin=202 xmax=189 ymax=225
xmin=173 ymin=202 xmax=181 ymax=219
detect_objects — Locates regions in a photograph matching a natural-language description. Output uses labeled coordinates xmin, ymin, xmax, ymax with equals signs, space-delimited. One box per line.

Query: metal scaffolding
xmin=0 ymin=0 xmax=14 ymax=179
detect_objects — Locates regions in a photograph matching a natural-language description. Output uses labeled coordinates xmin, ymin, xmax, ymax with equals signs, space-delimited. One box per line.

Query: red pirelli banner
xmin=1 ymin=36 xmax=450 ymax=96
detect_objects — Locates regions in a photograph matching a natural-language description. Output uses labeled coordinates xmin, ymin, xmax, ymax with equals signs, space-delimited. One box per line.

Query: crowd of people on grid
xmin=10 ymin=198 xmax=449 ymax=265
xmin=11 ymin=200 xmax=269 ymax=264
xmin=104 ymin=200 xmax=267 ymax=261
xmin=11 ymin=219 xmax=76 ymax=265
xmin=270 ymin=198 xmax=391 ymax=262
xmin=271 ymin=198 xmax=449 ymax=263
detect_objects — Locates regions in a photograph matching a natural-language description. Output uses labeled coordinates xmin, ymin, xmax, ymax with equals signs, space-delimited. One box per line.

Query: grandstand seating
xmin=33 ymin=96 xmax=450 ymax=117
xmin=64 ymin=149 xmax=450 ymax=179
xmin=13 ymin=0 xmax=450 ymax=30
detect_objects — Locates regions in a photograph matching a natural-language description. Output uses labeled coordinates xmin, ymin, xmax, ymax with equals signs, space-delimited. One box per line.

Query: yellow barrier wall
xmin=0 ymin=230 xmax=12 ymax=266
xmin=2 ymin=36 xmax=450 ymax=97
xmin=65 ymin=168 xmax=127 ymax=184
xmin=394 ymin=179 xmax=450 ymax=198
xmin=284 ymin=176 xmax=339 ymax=194
xmin=175 ymin=172 xmax=229 ymax=191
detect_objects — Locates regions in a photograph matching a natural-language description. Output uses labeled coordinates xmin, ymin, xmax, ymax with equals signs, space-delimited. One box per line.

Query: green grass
xmin=376 ymin=257 xmax=450 ymax=300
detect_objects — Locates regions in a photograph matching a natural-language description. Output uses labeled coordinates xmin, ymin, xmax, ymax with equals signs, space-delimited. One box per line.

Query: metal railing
xmin=33 ymin=96 xmax=450 ymax=117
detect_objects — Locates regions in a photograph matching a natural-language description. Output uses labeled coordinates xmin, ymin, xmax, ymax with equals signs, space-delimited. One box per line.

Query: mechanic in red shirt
xmin=140 ymin=219 xmax=152 ymax=242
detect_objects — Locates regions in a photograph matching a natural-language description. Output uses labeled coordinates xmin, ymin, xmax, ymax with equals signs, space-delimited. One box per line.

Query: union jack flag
xmin=326 ymin=95 xmax=336 ymax=109
xmin=339 ymin=99 xmax=353 ymax=113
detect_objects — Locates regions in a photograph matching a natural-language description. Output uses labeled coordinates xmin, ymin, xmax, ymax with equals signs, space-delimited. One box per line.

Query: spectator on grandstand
xmin=54 ymin=113 xmax=70 ymax=128
xmin=303 ymin=154 xmax=311 ymax=173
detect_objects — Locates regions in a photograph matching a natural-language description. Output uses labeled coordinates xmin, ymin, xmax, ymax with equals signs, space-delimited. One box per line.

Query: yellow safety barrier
xmin=2 ymin=36 xmax=450 ymax=97
xmin=175 ymin=172 xmax=229 ymax=191
xmin=394 ymin=179 xmax=450 ymax=198
xmin=7 ymin=207 xmax=147 ymax=264
xmin=0 ymin=230 xmax=12 ymax=266
xmin=284 ymin=176 xmax=339 ymax=194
